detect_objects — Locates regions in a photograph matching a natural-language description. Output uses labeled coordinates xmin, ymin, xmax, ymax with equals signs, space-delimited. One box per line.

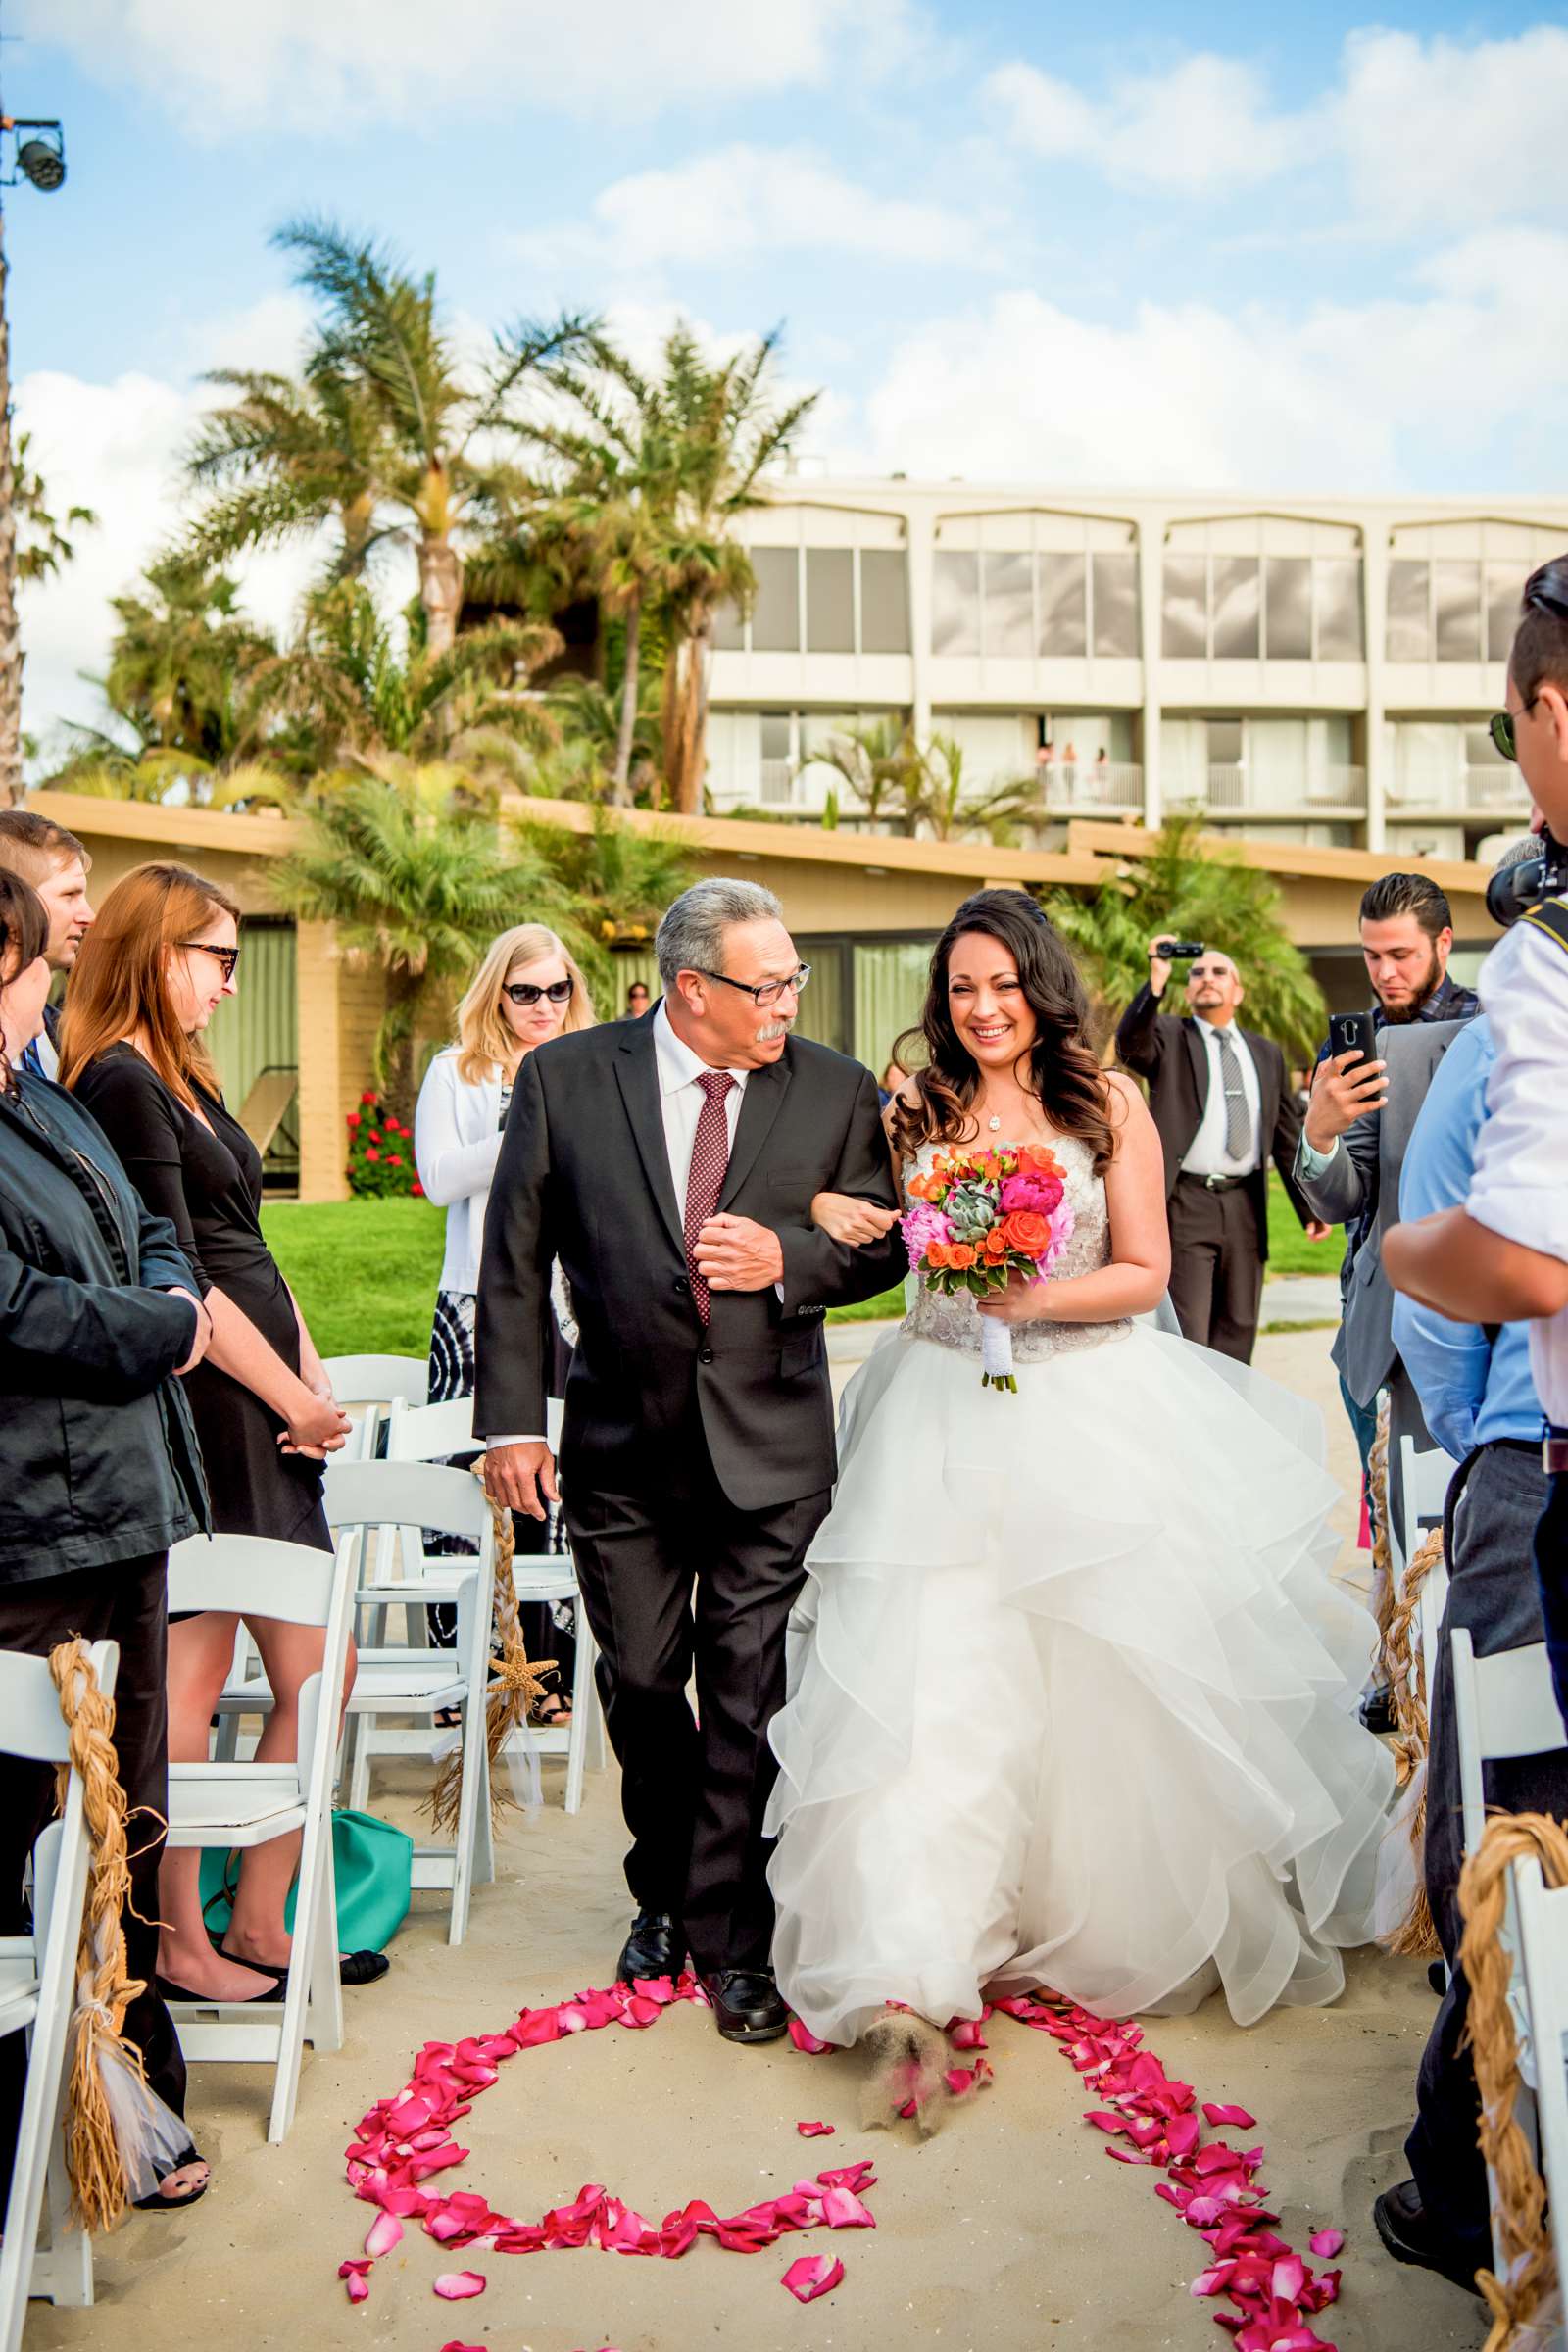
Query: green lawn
xmin=263 ymin=1168 xmax=1342 ymax=1359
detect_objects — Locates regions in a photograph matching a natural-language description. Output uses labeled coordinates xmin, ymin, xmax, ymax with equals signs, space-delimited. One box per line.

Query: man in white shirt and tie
xmin=1117 ymin=941 xmax=1326 ymax=1362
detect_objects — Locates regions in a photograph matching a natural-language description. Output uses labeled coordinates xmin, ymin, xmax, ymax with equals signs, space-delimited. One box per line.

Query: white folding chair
xmin=1396 ymin=1435 xmax=1453 ymax=1695
xmin=164 ymin=1531 xmax=357 ymax=2144
xmin=324 ymin=1458 xmax=496 ymax=1944
xmin=1512 ymin=1852 xmax=1568 ymax=2319
xmin=321 ymin=1353 xmax=429 ymax=1410
xmin=383 ymin=1395 xmax=604 ymax=1814
xmin=0 ymin=1642 xmax=112 ymax=2351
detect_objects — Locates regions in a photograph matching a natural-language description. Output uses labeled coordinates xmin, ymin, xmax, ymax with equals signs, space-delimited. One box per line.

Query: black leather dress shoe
xmin=1373 ymin=2180 xmax=1483 ymax=2296
xmin=615 ymin=1910 xmax=681 ymax=1984
xmin=700 ymin=1969 xmax=790 ymax=2043
xmin=1360 ymin=1684 xmax=1398 ymax=1735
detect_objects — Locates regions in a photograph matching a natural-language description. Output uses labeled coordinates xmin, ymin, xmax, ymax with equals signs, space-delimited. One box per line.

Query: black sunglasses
xmin=176 ymin=939 xmax=240 ymax=981
xmin=504 ymin=976 xmax=574 ymax=1007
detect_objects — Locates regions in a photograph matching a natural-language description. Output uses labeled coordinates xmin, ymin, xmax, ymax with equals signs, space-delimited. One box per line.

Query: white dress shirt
xmin=1179 ymin=1016 xmax=1263 ymax=1178
xmin=1468 ymin=912 xmax=1568 ymax=1425
xmin=483 ymin=1001 xmax=760 ymax=1446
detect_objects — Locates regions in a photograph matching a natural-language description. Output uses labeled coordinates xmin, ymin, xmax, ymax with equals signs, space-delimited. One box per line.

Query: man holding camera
xmin=1116 ymin=941 xmax=1325 ymax=1363
xmin=1387 ymin=556 xmax=1568 ymax=1737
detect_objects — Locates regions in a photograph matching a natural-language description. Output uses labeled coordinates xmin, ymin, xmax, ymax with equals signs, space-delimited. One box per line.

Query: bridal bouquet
xmin=902 ymin=1143 xmax=1075 ymax=1393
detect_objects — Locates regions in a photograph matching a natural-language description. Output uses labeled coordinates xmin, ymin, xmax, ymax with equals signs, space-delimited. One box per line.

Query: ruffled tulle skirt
xmin=765 ymin=1322 xmax=1395 ymax=2042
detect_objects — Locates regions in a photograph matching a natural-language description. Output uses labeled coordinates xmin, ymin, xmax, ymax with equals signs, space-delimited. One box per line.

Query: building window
xmin=1263 ymin=558 xmax=1311 ymax=660
xmin=1314 ymin=558 xmax=1363 ymax=659
xmin=1211 ymin=557 xmax=1261 ymax=660
xmin=1037 ymin=553 xmax=1087 ymax=656
xmin=750 ymin=547 xmax=801 ymax=652
xmin=1091 ymin=553 xmax=1141 ymax=656
xmin=1388 ymin=556 xmax=1515 ymax=664
xmin=860 ymin=549 xmax=910 ymax=654
xmin=1162 ymin=556 xmax=1207 ymax=658
xmin=1434 ymin=560 xmax=1482 ymax=662
xmin=1385 ymin=560 xmax=1430 ymax=662
xmin=1487 ymin=564 xmax=1521 ymax=663
xmin=983 ymin=551 xmax=1034 ymax=657
xmin=805 ymin=548 xmax=855 ymax=654
xmin=932 ymin=551 xmax=981 ymax=656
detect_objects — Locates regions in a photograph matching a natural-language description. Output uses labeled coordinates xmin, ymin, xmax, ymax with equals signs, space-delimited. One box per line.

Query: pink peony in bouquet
xmin=902 ymin=1143 xmax=1075 ymax=1392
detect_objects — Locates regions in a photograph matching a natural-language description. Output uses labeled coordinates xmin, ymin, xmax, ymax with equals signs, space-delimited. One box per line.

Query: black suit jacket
xmin=1114 ymin=984 xmax=1312 ymax=1261
xmin=472 ymin=1013 xmax=905 ymax=1512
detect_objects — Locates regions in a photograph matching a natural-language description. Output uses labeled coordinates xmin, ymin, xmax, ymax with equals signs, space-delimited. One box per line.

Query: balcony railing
xmin=1385 ymin=766 xmax=1534 ymax=816
xmin=1035 ymin=760 xmax=1144 ymax=813
xmin=1201 ymin=765 xmax=1367 ymax=813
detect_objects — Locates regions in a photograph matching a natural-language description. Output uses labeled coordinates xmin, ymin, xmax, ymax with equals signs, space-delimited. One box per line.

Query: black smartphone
xmin=1327 ymin=1010 xmax=1379 ymax=1066
xmin=1159 ymin=941 xmax=1205 ymax=959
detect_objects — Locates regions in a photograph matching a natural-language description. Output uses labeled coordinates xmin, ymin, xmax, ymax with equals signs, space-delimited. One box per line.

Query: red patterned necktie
xmin=684 ymin=1069 xmax=736 ymax=1325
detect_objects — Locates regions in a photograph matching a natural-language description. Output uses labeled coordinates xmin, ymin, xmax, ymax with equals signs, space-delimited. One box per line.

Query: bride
xmin=766 ymin=888 xmax=1394 ymax=2049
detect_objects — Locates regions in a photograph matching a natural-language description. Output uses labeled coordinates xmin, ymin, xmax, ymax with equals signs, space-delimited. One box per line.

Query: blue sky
xmin=11 ymin=0 xmax=1568 ymax=741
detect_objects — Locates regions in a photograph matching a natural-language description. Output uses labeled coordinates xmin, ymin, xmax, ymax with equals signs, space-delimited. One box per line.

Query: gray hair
xmin=656 ymin=877 xmax=785 ymax=989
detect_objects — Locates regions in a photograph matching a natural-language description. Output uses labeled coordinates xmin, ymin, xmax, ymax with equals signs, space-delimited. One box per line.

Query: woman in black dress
xmin=61 ymin=862 xmax=357 ymax=2004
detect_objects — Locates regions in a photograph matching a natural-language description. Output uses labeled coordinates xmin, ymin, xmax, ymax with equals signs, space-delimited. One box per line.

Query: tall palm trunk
xmin=671 ymin=616 xmax=713 ymax=816
xmin=418 ymin=533 xmax=464 ymax=660
xmin=611 ymin=585 xmax=642 ymax=806
xmin=661 ymin=633 xmax=688 ymax=812
xmin=0 ymin=213 xmax=23 ymax=808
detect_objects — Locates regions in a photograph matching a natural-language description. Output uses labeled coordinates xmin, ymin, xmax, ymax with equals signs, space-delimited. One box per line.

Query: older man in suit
xmin=1116 ymin=939 xmax=1326 ymax=1363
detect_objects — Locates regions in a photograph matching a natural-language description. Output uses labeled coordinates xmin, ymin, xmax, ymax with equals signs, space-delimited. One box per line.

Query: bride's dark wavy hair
xmin=888 ymin=889 xmax=1118 ymax=1174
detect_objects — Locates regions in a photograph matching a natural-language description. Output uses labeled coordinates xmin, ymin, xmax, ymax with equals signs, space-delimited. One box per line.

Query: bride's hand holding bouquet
xmin=902 ymin=1143 xmax=1074 ymax=1391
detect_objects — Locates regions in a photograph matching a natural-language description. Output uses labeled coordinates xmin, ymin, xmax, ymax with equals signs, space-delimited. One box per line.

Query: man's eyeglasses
xmin=504 ymin=977 xmax=574 ymax=1007
xmin=698 ymin=964 xmax=811 ymax=1010
xmin=176 ymin=940 xmax=240 ymax=982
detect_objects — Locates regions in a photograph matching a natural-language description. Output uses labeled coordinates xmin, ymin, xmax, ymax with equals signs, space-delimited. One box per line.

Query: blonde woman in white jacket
xmin=415 ymin=923 xmax=594 ymax=1712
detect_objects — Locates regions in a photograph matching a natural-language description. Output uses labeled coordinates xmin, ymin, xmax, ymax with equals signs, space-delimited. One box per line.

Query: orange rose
xmin=1001 ymin=1208 xmax=1053 ymax=1258
xmin=982 ymin=1227 xmax=1008 ymax=1258
xmin=946 ymin=1242 xmax=976 ymax=1271
xmin=925 ymin=1242 xmax=949 ymax=1269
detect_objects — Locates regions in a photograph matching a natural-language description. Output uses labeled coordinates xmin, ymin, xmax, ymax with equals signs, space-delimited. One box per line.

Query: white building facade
xmin=705 ymin=477 xmax=1568 ymax=858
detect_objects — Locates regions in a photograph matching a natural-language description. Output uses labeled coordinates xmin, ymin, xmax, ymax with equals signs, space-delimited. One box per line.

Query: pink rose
xmin=1000 ymin=1169 xmax=1064 ymax=1217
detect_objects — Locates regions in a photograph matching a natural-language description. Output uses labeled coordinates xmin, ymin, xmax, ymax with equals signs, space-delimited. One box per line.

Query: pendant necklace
xmin=987 ymin=1113 xmax=1002 ymax=1132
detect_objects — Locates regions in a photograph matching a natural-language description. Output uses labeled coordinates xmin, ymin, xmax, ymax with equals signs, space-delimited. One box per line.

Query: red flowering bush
xmin=346 ymin=1089 xmax=424 ymax=1200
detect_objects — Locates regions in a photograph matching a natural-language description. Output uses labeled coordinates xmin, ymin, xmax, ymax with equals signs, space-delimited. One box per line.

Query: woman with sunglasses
xmin=415 ymin=923 xmax=595 ymax=1715
xmin=58 ymin=862 xmax=368 ymax=2006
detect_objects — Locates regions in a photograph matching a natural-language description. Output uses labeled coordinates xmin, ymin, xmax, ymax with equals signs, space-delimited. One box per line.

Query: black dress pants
xmin=566 ymin=1418 xmax=829 ymax=1977
xmin=1165 ymin=1176 xmax=1265 ymax=1363
xmin=1405 ymin=1443 xmax=1568 ymax=2268
xmin=0 ymin=1553 xmax=188 ymax=2188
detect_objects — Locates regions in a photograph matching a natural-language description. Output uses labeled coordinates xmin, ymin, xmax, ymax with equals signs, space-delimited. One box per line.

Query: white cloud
xmin=23 ymin=0 xmax=918 ymax=132
xmin=983 ymin=53 xmax=1312 ymax=198
xmin=1336 ymin=26 xmax=1568 ymax=236
xmin=858 ymin=232 xmax=1568 ymax=490
xmin=517 ymin=144 xmax=982 ymax=280
xmin=16 ymin=294 xmax=323 ymax=754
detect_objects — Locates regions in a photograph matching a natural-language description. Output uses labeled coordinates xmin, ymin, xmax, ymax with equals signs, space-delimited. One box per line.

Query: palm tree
xmin=907 ymin=734 xmax=1040 ymax=844
xmin=1045 ymin=814 xmax=1326 ymax=1058
xmin=228 ymin=218 xmax=592 ymax=659
xmin=186 ymin=359 xmax=388 ymax=581
xmin=271 ymin=762 xmax=567 ymax=1115
xmin=16 ymin=432 xmax=97 ymax=583
xmin=241 ymin=578 xmax=559 ymax=778
xmin=809 ymin=718 xmax=923 ymax=833
xmin=512 ymin=805 xmax=695 ymax=995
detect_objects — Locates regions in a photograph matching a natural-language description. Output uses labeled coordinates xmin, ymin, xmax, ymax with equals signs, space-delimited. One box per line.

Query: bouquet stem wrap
xmin=980 ymin=1314 xmax=1016 ymax=1393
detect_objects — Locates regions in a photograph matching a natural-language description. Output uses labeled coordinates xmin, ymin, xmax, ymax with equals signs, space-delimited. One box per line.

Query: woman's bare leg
xmin=158 ymin=1611 xmax=281 ymax=2000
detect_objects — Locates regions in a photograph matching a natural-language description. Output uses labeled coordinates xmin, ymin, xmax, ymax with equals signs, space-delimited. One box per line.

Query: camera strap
xmin=1519 ymin=895 xmax=1568 ymax=959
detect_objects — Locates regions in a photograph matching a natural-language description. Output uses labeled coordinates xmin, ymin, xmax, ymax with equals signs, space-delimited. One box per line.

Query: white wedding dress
xmin=766 ymin=1134 xmax=1396 ymax=2043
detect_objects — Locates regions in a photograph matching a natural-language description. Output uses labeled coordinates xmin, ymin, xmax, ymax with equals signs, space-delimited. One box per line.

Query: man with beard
xmin=1297 ymin=872 xmax=1479 ymax=1726
xmin=0 ymin=810 xmax=94 ymax=1079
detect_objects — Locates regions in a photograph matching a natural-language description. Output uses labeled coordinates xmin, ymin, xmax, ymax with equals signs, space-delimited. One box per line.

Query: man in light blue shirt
xmin=1379 ymin=1011 xmax=1562 ymax=2294
xmin=1393 ymin=1017 xmax=1543 ymax=1458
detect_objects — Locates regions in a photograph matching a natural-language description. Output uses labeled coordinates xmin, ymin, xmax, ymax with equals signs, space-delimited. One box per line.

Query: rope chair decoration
xmin=1457 ymin=1809 xmax=1568 ymax=2349
xmin=47 ymin=1638 xmax=189 ymax=2230
xmin=426 ymin=1475 xmax=553 ymax=1838
xmin=1382 ymin=1525 xmax=1446 ymax=1958
xmin=1368 ymin=1398 xmax=1395 ymax=1654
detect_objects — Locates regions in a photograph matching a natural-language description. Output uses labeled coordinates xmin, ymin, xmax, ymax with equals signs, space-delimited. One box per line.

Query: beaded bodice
xmin=900 ymin=1133 xmax=1131 ymax=1361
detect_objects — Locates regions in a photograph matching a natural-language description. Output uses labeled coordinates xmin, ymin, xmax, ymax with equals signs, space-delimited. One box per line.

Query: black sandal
xmin=132 ymin=2146 xmax=210 ymax=2213
xmin=528 ymin=1688 xmax=573 ymax=1729
xmin=157 ymin=1964 xmax=282 ymax=2005
xmin=339 ymin=1949 xmax=390 ymax=1986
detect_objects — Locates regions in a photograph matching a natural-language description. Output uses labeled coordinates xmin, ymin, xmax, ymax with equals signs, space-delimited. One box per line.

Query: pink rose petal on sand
xmin=796 ymin=2121 xmax=836 ymax=2137
xmin=433 ymin=2272 xmax=487 ymax=2301
xmin=364 ymin=2210 xmax=402 ymax=2259
xmin=1202 ymin=2101 xmax=1258 ymax=2129
xmin=344 ymin=2274 xmax=369 ymax=2304
xmin=782 ymin=2253 xmax=845 ymax=2303
xmin=948 ymin=2018 xmax=988 ymax=2050
xmin=820 ymin=2185 xmax=875 ymax=2229
xmin=1309 ymin=2228 xmax=1345 ymax=2259
xmin=788 ymin=2019 xmax=831 ymax=2055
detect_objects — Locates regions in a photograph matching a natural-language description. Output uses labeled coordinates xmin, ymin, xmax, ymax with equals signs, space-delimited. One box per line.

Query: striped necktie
xmin=1215 ymin=1027 xmax=1250 ymax=1161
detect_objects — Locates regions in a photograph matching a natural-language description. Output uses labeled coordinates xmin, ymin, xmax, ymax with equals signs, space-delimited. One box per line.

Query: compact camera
xmin=1155 ymin=940 xmax=1205 ymax=960
xmin=1487 ymin=827 xmax=1568 ymax=928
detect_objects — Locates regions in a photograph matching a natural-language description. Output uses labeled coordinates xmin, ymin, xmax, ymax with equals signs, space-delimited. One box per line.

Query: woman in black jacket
xmin=0 ymin=870 xmax=213 ymax=2209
